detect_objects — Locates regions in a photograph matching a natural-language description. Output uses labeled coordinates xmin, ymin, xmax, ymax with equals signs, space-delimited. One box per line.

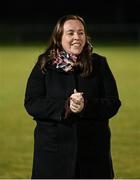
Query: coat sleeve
xmin=24 ymin=61 xmax=65 ymax=121
xmin=81 ymin=57 xmax=121 ymax=120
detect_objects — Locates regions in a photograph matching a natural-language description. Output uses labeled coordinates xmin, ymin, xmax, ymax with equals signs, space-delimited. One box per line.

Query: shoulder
xmin=27 ymin=54 xmax=46 ymax=79
xmin=92 ymin=53 xmax=106 ymax=62
xmin=91 ymin=52 xmax=108 ymax=67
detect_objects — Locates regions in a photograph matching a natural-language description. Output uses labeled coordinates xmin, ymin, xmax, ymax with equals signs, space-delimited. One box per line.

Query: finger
xmin=71 ymin=105 xmax=82 ymax=113
xmin=70 ymin=104 xmax=77 ymax=112
xmin=71 ymin=102 xmax=79 ymax=109
xmin=71 ymin=97 xmax=84 ymax=106
xmin=71 ymin=92 xmax=83 ymax=99
xmin=70 ymin=98 xmax=79 ymax=104
xmin=71 ymin=95 xmax=84 ymax=101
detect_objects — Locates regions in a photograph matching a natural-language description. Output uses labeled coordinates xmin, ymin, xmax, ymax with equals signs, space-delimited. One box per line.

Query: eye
xmin=67 ymin=32 xmax=74 ymax=36
xmin=78 ymin=31 xmax=85 ymax=35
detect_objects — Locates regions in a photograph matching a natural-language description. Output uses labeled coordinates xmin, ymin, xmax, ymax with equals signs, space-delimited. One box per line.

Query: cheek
xmin=61 ymin=38 xmax=71 ymax=51
xmin=83 ymin=38 xmax=86 ymax=46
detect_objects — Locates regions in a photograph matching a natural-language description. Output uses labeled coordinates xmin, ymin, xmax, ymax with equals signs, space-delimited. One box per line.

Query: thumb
xmin=74 ymin=89 xmax=77 ymax=93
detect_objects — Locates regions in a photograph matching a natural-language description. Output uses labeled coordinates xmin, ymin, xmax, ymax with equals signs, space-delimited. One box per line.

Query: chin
xmin=71 ymin=50 xmax=82 ymax=55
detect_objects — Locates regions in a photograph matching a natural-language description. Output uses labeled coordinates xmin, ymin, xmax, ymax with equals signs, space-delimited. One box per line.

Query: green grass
xmin=95 ymin=45 xmax=140 ymax=178
xmin=0 ymin=44 xmax=140 ymax=178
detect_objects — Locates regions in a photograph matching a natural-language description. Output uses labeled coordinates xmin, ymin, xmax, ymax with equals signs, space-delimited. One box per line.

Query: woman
xmin=24 ymin=14 xmax=121 ymax=179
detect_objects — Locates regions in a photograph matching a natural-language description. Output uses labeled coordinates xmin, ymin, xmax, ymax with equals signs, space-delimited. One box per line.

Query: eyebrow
xmin=65 ymin=29 xmax=84 ymax=32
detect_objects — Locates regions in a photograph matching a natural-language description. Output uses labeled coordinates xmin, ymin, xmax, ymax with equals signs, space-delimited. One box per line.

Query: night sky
xmin=0 ymin=0 xmax=139 ymax=24
xmin=0 ymin=0 xmax=139 ymax=43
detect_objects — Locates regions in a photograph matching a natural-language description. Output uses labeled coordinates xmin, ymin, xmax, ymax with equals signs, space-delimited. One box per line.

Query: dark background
xmin=0 ymin=0 xmax=139 ymax=44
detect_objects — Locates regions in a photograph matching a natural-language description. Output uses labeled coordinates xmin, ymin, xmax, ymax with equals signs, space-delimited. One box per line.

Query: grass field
xmin=0 ymin=43 xmax=140 ymax=178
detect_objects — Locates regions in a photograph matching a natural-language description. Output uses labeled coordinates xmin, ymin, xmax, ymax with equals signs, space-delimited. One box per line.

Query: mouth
xmin=72 ymin=43 xmax=81 ymax=47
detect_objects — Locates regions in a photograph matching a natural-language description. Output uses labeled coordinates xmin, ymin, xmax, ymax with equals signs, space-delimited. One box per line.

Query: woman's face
xmin=61 ymin=19 xmax=86 ymax=55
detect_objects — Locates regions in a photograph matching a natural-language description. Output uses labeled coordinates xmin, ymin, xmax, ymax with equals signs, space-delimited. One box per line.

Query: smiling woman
xmin=61 ymin=19 xmax=86 ymax=55
xmin=24 ymin=14 xmax=121 ymax=179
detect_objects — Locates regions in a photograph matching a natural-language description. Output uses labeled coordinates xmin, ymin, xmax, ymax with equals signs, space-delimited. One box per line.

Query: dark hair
xmin=39 ymin=14 xmax=93 ymax=77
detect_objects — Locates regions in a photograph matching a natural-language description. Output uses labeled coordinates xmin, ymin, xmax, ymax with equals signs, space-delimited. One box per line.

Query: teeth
xmin=73 ymin=44 xmax=80 ymax=47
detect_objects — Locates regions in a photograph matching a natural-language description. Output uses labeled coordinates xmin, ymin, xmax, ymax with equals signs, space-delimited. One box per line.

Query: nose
xmin=73 ymin=33 xmax=79 ymax=40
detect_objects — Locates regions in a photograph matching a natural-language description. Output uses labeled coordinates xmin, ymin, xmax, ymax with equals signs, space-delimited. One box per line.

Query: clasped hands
xmin=70 ymin=89 xmax=84 ymax=113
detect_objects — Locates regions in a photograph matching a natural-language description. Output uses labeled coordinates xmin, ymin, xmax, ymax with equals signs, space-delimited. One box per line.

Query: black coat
xmin=24 ymin=53 xmax=121 ymax=179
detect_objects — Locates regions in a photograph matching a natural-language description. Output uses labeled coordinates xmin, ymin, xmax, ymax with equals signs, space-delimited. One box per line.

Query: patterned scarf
xmin=52 ymin=51 xmax=78 ymax=72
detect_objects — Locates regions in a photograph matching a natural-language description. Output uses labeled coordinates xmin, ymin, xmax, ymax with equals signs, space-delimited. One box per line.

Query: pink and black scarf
xmin=52 ymin=51 xmax=78 ymax=72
